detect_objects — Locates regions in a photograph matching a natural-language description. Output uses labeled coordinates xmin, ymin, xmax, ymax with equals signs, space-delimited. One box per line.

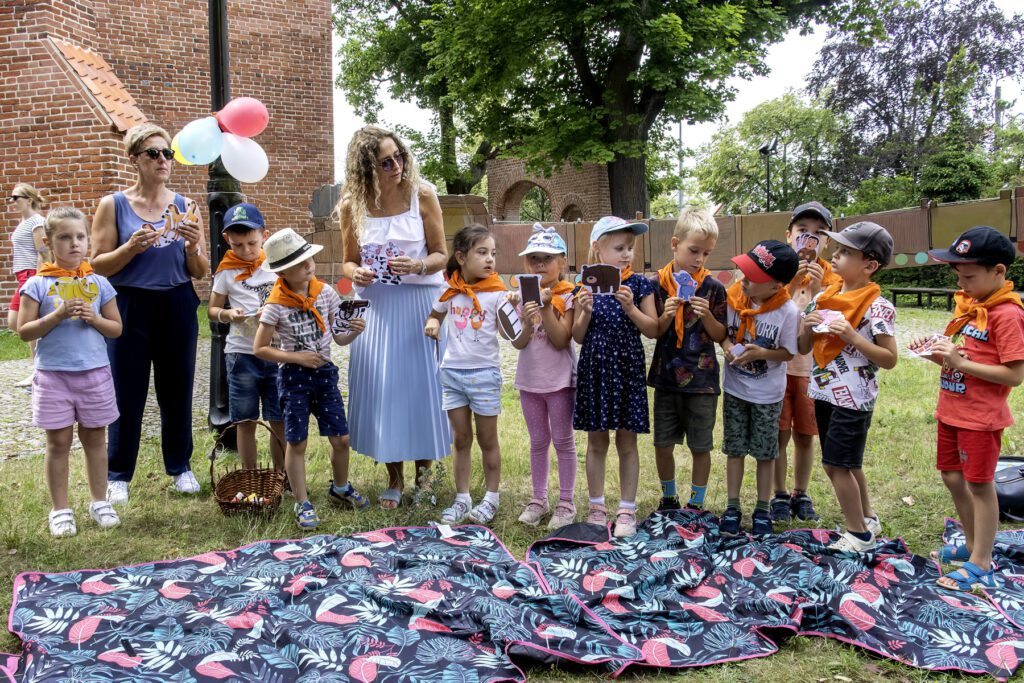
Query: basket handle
xmin=208 ymin=420 xmax=286 ymax=491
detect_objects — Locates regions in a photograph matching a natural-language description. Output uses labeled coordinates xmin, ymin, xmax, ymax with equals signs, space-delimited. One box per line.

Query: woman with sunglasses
xmin=8 ymin=183 xmax=47 ymax=387
xmin=340 ymin=126 xmax=451 ymax=509
xmin=90 ymin=123 xmax=209 ymax=505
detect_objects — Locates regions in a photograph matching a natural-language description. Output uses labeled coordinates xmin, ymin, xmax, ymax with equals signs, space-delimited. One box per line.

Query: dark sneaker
xmin=791 ymin=494 xmax=819 ymax=521
xmin=658 ymin=495 xmax=681 ymax=511
xmin=719 ymin=507 xmax=741 ymax=537
xmin=328 ymin=481 xmax=370 ymax=510
xmin=770 ymin=494 xmax=792 ymax=522
xmin=684 ymin=502 xmax=705 ymax=512
xmin=752 ymin=509 xmax=774 ymax=536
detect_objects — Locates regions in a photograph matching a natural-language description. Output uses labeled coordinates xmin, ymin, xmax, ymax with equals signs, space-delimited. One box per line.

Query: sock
xmin=774 ymin=489 xmax=790 ymax=499
xmin=688 ymin=484 xmax=707 ymax=507
xmin=483 ymin=490 xmax=500 ymax=507
xmin=455 ymin=492 xmax=472 ymax=507
xmin=849 ymin=529 xmax=873 ymax=542
xmin=755 ymin=500 xmax=770 ymax=513
xmin=660 ymin=479 xmax=677 ymax=498
xmin=619 ymin=500 xmax=636 ymax=511
xmin=331 ymin=481 xmax=352 ymax=494
xmin=589 ymin=496 xmax=605 ymax=507
xmin=727 ymin=497 xmax=741 ymax=511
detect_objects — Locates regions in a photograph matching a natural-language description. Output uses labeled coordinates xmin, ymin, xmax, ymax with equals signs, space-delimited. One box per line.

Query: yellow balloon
xmin=171 ymin=133 xmax=194 ymax=166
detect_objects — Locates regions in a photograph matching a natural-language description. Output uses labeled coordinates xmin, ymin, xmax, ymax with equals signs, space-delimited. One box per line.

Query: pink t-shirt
xmin=514 ymin=293 xmax=576 ymax=394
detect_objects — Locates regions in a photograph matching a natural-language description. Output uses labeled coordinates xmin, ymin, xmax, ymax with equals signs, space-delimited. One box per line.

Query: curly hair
xmin=339 ymin=126 xmax=421 ymax=240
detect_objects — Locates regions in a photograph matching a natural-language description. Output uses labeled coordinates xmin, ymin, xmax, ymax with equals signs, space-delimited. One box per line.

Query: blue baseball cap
xmin=519 ymin=223 xmax=568 ymax=255
xmin=590 ymin=215 xmax=649 ymax=243
xmin=223 ymin=203 xmax=265 ymax=231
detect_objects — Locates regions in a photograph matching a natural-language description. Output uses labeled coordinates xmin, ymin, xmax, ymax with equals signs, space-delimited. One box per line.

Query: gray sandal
xmin=379 ymin=488 xmax=402 ymax=510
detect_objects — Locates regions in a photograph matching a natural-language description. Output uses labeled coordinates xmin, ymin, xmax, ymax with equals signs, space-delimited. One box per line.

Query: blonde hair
xmin=674 ymin=206 xmax=718 ymax=240
xmin=339 ymin=126 xmax=421 ymax=240
xmin=124 ymin=123 xmax=171 ymax=157
xmin=588 ymin=230 xmax=635 ymax=264
xmin=13 ymin=183 xmax=43 ymax=210
xmin=44 ymin=207 xmax=87 ymax=240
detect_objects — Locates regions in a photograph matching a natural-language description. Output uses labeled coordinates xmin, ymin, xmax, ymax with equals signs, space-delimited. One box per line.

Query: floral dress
xmin=573 ymin=274 xmax=654 ymax=432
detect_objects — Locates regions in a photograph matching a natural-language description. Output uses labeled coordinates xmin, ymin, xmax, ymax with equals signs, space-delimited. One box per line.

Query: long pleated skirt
xmin=348 ymin=282 xmax=452 ymax=463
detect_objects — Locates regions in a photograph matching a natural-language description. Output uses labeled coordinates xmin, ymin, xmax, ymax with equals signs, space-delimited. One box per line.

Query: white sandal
xmin=89 ymin=501 xmax=121 ymax=529
xmin=48 ymin=509 xmax=77 ymax=538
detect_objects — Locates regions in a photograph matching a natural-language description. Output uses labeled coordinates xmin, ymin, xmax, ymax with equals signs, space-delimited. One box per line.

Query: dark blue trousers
xmin=107 ymin=282 xmax=199 ymax=482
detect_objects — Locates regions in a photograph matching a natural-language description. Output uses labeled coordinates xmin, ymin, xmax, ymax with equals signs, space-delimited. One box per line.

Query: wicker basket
xmin=209 ymin=420 xmax=286 ymax=517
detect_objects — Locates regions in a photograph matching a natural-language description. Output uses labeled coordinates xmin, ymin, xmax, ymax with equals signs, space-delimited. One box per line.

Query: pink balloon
xmin=215 ymin=97 xmax=269 ymax=138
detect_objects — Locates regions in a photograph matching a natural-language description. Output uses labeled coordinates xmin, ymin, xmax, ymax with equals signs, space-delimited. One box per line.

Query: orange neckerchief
xmin=216 ymin=249 xmax=266 ymax=282
xmin=620 ymin=266 xmax=634 ymax=282
xmin=945 ymin=281 xmax=1024 ymax=337
xmin=726 ymin=280 xmax=790 ymax=344
xmin=438 ymin=271 xmax=507 ymax=314
xmin=37 ymin=261 xmax=94 ymax=279
xmin=267 ymin=277 xmax=326 ymax=332
xmin=548 ymin=280 xmax=575 ymax=317
xmin=658 ymin=262 xmax=711 ymax=348
xmin=811 ymin=282 xmax=881 ymax=368
xmin=794 ymin=257 xmax=843 ymax=289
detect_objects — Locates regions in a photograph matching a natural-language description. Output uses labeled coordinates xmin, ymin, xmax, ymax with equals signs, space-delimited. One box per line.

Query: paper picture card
xmin=794 ymin=232 xmax=822 ymax=262
xmin=812 ymin=309 xmax=844 ymax=333
xmin=142 ymin=200 xmax=201 ymax=249
xmin=359 ymin=241 xmax=404 ymax=285
xmin=580 ymin=264 xmax=620 ymax=295
xmin=496 ymin=297 xmax=524 ymax=341
xmin=673 ymin=270 xmax=698 ymax=301
xmin=518 ymin=274 xmax=543 ymax=308
xmin=908 ymin=333 xmax=948 ymax=358
xmin=332 ymin=299 xmax=370 ymax=333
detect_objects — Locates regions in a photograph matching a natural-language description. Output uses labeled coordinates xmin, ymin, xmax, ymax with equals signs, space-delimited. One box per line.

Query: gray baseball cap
xmin=823 ymin=221 xmax=893 ymax=266
xmin=790 ymin=201 xmax=833 ymax=230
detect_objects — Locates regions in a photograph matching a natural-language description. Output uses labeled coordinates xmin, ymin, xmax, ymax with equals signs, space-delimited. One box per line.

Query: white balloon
xmin=220 ymin=133 xmax=269 ymax=184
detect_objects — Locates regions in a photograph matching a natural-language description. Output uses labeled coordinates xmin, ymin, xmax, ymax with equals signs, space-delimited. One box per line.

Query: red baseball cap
xmin=731 ymin=240 xmax=799 ymax=284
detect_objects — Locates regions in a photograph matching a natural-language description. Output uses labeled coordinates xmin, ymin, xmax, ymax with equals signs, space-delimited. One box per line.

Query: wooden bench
xmin=890 ymin=287 xmax=957 ymax=310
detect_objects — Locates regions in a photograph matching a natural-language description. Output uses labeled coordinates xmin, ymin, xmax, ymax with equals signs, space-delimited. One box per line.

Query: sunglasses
xmin=139 ymin=148 xmax=175 ymax=160
xmin=7 ymin=195 xmax=26 ymax=203
xmin=377 ymin=152 xmax=405 ymax=172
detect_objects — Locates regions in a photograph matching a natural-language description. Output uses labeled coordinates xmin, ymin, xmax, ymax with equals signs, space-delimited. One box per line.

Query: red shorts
xmin=9 ymin=269 xmax=35 ymax=312
xmin=779 ymin=374 xmax=817 ymax=435
xmin=936 ymin=420 xmax=1003 ymax=483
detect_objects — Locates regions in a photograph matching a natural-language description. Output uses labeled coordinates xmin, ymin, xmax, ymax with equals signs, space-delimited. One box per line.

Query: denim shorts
xmin=441 ymin=367 xmax=502 ymax=416
xmin=278 ymin=362 xmax=349 ymax=444
xmin=226 ymin=352 xmax=283 ymax=422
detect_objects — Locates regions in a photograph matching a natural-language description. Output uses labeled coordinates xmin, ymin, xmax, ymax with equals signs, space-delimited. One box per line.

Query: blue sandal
xmin=931 ymin=543 xmax=971 ymax=565
xmin=937 ymin=561 xmax=998 ymax=592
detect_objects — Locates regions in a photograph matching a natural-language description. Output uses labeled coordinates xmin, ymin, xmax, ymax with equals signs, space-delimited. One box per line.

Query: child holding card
xmin=18 ymin=208 xmax=123 ymax=537
xmin=254 ymin=229 xmax=370 ymax=529
xmin=207 ymin=203 xmax=284 ymax=472
xmin=648 ymin=207 xmax=727 ymax=513
xmin=573 ymin=216 xmax=658 ymax=538
xmin=774 ymin=202 xmax=843 ymax=523
xmin=513 ymin=225 xmax=579 ymax=529
xmin=797 ymin=222 xmax=897 ymax=554
xmin=720 ymin=241 xmax=800 ymax=537
xmin=918 ymin=227 xmax=1024 ymax=590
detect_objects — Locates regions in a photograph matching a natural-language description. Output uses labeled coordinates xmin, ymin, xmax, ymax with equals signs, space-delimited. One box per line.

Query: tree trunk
xmin=607 ymin=154 xmax=649 ymax=218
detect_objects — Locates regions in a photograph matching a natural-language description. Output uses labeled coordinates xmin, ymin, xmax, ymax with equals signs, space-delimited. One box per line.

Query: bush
xmin=875 ymin=258 xmax=1024 ymax=306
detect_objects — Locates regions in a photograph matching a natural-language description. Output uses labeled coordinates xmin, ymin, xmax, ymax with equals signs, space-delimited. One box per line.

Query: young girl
xmin=17 ymin=207 xmax=123 ymax=537
xmin=514 ymin=225 xmax=578 ymax=529
xmin=573 ymin=216 xmax=659 ymax=538
xmin=425 ymin=224 xmax=509 ymax=524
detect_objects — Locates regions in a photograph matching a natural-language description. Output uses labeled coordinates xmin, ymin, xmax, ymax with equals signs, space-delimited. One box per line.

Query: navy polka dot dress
xmin=573 ymin=274 xmax=654 ymax=433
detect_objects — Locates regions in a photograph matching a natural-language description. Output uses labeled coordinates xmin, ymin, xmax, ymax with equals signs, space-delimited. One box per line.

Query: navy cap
xmin=929 ymin=226 xmax=1016 ymax=267
xmin=223 ymin=203 xmax=265 ymax=231
xmin=790 ymin=201 xmax=833 ymax=230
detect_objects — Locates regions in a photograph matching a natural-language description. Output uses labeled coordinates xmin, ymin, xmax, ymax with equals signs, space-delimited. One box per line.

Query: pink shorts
xmin=9 ymin=269 xmax=35 ymax=311
xmin=32 ymin=366 xmax=119 ymax=430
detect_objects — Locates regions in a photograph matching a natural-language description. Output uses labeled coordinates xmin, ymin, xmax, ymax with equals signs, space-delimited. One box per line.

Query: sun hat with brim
xmin=928 ymin=226 xmax=1016 ymax=268
xmin=519 ymin=223 xmax=568 ymax=256
xmin=590 ymin=215 xmax=649 ymax=243
xmin=261 ymin=228 xmax=323 ymax=273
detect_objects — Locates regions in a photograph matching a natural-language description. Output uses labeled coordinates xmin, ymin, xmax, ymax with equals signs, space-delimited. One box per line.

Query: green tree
xmin=990 ymin=118 xmax=1024 ymax=192
xmin=842 ymin=175 xmax=919 ymax=215
xmin=694 ymin=93 xmax=847 ymax=214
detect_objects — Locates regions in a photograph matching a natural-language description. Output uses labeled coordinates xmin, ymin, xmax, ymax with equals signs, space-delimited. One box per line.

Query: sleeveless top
xmin=11 ymin=214 xmax=44 ymax=272
xmin=360 ymin=183 xmax=444 ymax=288
xmin=109 ymin=191 xmax=191 ymax=290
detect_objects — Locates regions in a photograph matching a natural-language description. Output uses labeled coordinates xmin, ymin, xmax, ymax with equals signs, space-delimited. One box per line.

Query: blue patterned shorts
xmin=441 ymin=367 xmax=502 ymax=416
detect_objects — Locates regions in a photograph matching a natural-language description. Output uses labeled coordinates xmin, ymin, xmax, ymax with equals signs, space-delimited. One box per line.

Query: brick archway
xmin=497 ymin=180 xmax=553 ymax=223
xmin=488 ymin=159 xmax=611 ymax=222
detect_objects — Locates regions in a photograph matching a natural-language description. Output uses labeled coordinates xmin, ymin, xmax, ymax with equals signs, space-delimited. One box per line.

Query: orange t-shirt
xmin=935 ymin=302 xmax=1024 ymax=431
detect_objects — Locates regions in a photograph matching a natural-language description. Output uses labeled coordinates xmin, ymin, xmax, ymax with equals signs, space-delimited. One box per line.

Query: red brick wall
xmin=487 ymin=158 xmax=612 ymax=222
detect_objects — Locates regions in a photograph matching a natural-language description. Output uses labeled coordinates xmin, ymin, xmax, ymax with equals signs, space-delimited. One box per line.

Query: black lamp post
xmin=207 ymin=0 xmax=243 ymax=438
xmin=758 ymin=137 xmax=779 ymax=212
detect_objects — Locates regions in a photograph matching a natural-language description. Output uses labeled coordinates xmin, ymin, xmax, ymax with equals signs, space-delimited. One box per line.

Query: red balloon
xmin=336 ymin=277 xmax=353 ymax=295
xmin=215 ymin=97 xmax=269 ymax=138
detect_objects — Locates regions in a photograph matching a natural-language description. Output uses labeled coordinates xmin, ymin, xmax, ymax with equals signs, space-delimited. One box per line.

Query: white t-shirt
xmin=807 ymin=295 xmax=896 ymax=411
xmin=432 ymin=290 xmax=507 ymax=369
xmin=260 ymin=284 xmax=341 ymax=364
xmin=211 ymin=266 xmax=277 ymax=354
xmin=723 ymin=300 xmax=800 ymax=404
xmin=11 ymin=214 xmax=44 ymax=273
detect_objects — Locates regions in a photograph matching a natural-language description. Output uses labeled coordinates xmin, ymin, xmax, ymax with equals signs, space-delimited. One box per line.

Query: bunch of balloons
xmin=172 ymin=97 xmax=270 ymax=184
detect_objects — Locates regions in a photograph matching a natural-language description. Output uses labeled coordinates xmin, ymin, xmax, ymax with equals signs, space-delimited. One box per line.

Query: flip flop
xmin=937 ymin=561 xmax=998 ymax=592
xmin=379 ymin=488 xmax=402 ymax=510
xmin=930 ymin=543 xmax=971 ymax=565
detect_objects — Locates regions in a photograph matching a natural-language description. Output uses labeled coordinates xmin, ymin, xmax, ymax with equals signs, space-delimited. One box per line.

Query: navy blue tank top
xmin=109 ymin=191 xmax=191 ymax=290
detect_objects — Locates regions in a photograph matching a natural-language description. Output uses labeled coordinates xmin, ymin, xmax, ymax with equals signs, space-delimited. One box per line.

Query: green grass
xmin=0 ymin=308 xmax=1022 ymax=681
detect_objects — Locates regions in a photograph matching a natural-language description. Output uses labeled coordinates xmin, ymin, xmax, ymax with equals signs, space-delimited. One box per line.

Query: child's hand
xmin=425 ymin=318 xmax=441 ymax=340
xmin=614 ymin=285 xmax=635 ymax=311
xmin=576 ymin=288 xmax=594 ymax=314
xmin=722 ymin=341 xmax=737 ymax=365
xmin=931 ymin=338 xmax=966 ymax=368
xmin=802 ymin=311 xmax=823 ymax=334
xmin=351 ymin=266 xmax=375 ymax=287
xmin=346 ymin=317 xmax=366 ymax=334
xmin=732 ymin=344 xmax=764 ymax=365
xmin=227 ymin=308 xmax=248 ymax=323
xmin=53 ymin=298 xmax=72 ymax=321
xmin=506 ymin=292 xmax=521 ymax=307
xmin=662 ymin=297 xmax=681 ymax=319
xmin=804 ymin=260 xmax=824 ymax=287
xmin=75 ymin=300 xmax=96 ymax=325
xmin=294 ymin=351 xmax=324 ymax=369
xmin=688 ymin=295 xmax=710 ymax=319
xmin=523 ymin=301 xmax=541 ymax=323
xmin=827 ymin=316 xmax=857 ymax=342
xmin=540 ymin=288 xmax=553 ymax=305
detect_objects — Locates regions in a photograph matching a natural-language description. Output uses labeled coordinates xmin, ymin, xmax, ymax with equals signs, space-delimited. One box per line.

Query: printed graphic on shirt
xmin=728 ymin=318 xmax=782 ymax=379
xmin=47 ymin=276 xmax=100 ymax=305
xmin=449 ymin=304 xmax=489 ymax=342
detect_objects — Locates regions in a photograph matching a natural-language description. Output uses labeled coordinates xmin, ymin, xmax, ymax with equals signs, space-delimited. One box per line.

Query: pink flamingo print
xmin=453 ymin=308 xmax=469 ymax=338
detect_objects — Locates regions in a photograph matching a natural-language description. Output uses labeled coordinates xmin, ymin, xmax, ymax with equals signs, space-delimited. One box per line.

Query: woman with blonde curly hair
xmin=340 ymin=125 xmax=451 ymax=509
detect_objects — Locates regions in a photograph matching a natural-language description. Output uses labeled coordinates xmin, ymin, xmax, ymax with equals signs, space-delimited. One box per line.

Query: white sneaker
xmin=828 ymin=531 xmax=876 ymax=554
xmin=15 ymin=373 xmax=34 ymax=388
xmin=864 ymin=515 xmax=882 ymax=537
xmin=48 ymin=509 xmax=77 ymax=538
xmin=173 ymin=471 xmax=201 ymax=494
xmin=468 ymin=499 xmax=498 ymax=524
xmin=89 ymin=500 xmax=121 ymax=529
xmin=107 ymin=480 xmax=129 ymax=505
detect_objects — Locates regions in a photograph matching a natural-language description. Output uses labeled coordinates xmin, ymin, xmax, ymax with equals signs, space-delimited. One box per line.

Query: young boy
xmin=208 ymin=203 xmax=285 ymax=471
xmin=648 ymin=207 xmax=727 ymax=513
xmin=797 ymin=221 xmax=897 ymax=554
xmin=253 ymin=228 xmax=369 ymax=529
xmin=774 ymin=202 xmax=843 ymax=522
xmin=720 ymin=240 xmax=800 ymax=537
xmin=924 ymin=226 xmax=1024 ymax=590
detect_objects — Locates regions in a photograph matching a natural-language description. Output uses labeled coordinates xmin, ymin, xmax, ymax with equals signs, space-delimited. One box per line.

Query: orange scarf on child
xmin=620 ymin=266 xmax=634 ymax=282
xmin=793 ymin=257 xmax=842 ymax=289
xmin=945 ymin=281 xmax=1024 ymax=337
xmin=37 ymin=261 xmax=94 ymax=278
xmin=548 ymin=280 xmax=575 ymax=317
xmin=438 ymin=271 xmax=507 ymax=314
xmin=811 ymin=282 xmax=880 ymax=367
xmin=658 ymin=262 xmax=710 ymax=348
xmin=726 ymin=280 xmax=790 ymax=344
xmin=216 ymin=249 xmax=266 ymax=282
xmin=267 ymin=277 xmax=326 ymax=332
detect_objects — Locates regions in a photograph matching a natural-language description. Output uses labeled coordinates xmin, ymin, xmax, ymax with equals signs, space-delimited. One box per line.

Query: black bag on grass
xmin=995 ymin=456 xmax=1024 ymax=522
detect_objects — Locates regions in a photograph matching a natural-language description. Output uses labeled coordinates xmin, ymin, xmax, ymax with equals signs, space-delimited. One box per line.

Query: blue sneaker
xmin=751 ymin=509 xmax=774 ymax=536
xmin=328 ymin=481 xmax=370 ymax=510
xmin=295 ymin=501 xmax=320 ymax=529
xmin=770 ymin=494 xmax=792 ymax=522
xmin=719 ymin=507 xmax=741 ymax=537
xmin=791 ymin=494 xmax=819 ymax=521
